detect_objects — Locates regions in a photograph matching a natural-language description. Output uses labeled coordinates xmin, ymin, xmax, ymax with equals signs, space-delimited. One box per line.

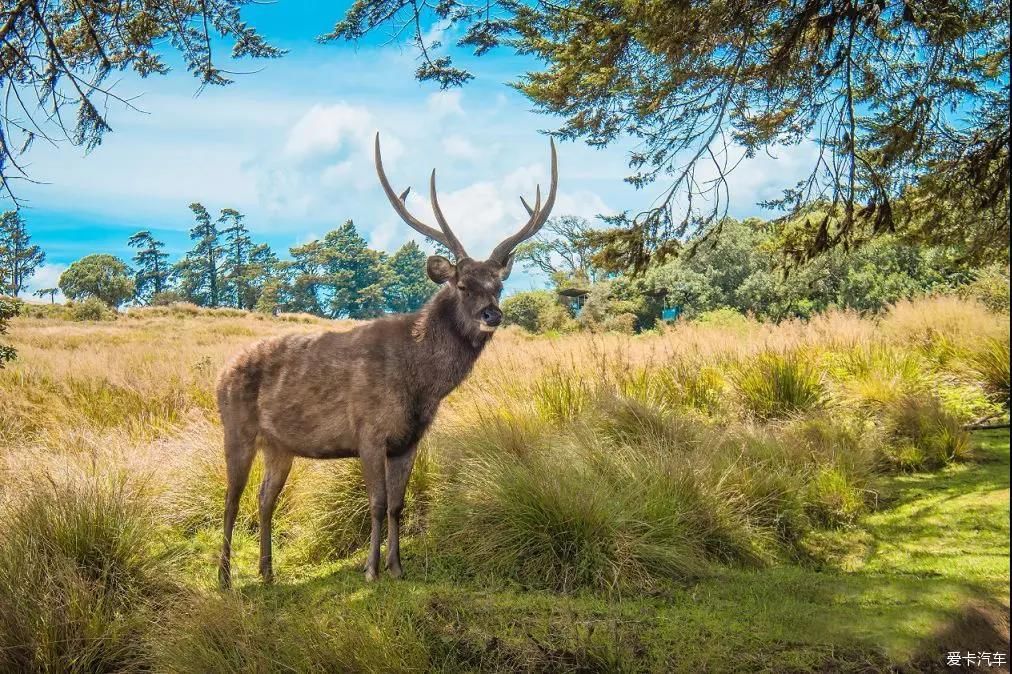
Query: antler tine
xmin=519 ymin=184 xmax=541 ymax=217
xmin=429 ymin=169 xmax=468 ymax=260
xmin=374 ymin=133 xmax=463 ymax=258
xmin=489 ymin=138 xmax=558 ymax=264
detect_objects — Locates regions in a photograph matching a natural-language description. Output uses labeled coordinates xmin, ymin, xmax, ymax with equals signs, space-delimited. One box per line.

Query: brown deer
xmin=216 ymin=133 xmax=558 ymax=587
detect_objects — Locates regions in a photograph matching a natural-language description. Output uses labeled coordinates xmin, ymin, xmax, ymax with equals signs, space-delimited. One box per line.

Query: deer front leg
xmin=385 ymin=444 xmax=418 ymax=579
xmin=360 ymin=447 xmax=387 ymax=582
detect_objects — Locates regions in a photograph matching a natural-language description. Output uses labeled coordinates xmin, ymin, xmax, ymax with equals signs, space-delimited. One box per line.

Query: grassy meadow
xmin=0 ymin=296 xmax=1009 ymax=672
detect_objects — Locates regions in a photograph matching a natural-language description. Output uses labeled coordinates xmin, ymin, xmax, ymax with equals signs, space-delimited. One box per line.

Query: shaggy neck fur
xmin=412 ymin=285 xmax=493 ymax=352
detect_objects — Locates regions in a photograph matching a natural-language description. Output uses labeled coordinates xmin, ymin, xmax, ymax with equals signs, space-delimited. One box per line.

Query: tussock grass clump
xmin=829 ymin=343 xmax=932 ymax=409
xmin=431 ymin=420 xmax=777 ymax=593
xmin=880 ymin=394 xmax=972 ymax=471
xmin=591 ymin=393 xmax=703 ymax=449
xmin=732 ymin=350 xmax=826 ymax=420
xmin=970 ymin=337 xmax=1010 ymax=408
xmin=651 ymin=360 xmax=726 ymax=415
xmin=295 ymin=460 xmax=371 ymax=561
xmin=0 ymin=473 xmax=170 ymax=672
xmin=804 ymin=467 xmax=866 ymax=527
xmin=294 ymin=446 xmax=438 ymax=562
xmin=531 ymin=368 xmax=593 ymax=421
xmin=169 ymin=447 xmax=302 ymax=538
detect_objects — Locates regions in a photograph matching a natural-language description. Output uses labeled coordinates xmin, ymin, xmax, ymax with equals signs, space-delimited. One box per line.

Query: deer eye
xmin=457 ymin=284 xmax=468 ymax=293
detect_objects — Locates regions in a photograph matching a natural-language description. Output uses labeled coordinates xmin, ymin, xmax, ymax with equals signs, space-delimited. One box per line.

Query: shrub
xmin=0 ymin=473 xmax=169 ymax=672
xmin=732 ymin=350 xmax=826 ymax=420
xmin=149 ymin=290 xmax=188 ymax=306
xmin=0 ymin=294 xmax=21 ymax=365
xmin=604 ymin=312 xmax=637 ymax=334
xmin=693 ymin=307 xmax=752 ymax=330
xmin=501 ymin=290 xmax=559 ymax=333
xmin=959 ymin=264 xmax=1010 ymax=313
xmin=71 ymin=295 xmax=117 ymax=321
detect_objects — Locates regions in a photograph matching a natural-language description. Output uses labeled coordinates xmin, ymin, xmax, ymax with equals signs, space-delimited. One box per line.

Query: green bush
xmin=604 ymin=312 xmax=637 ymax=334
xmin=693 ymin=307 xmax=752 ymax=330
xmin=149 ymin=290 xmax=188 ymax=306
xmin=501 ymin=290 xmax=563 ymax=333
xmin=71 ymin=295 xmax=117 ymax=321
xmin=0 ymin=294 xmax=21 ymax=365
xmin=732 ymin=350 xmax=826 ymax=420
xmin=959 ymin=264 xmax=1010 ymax=313
xmin=0 ymin=474 xmax=170 ymax=672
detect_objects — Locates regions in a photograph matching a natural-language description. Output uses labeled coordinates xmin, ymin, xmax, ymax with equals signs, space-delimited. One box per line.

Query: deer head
xmin=374 ymin=132 xmax=558 ymax=332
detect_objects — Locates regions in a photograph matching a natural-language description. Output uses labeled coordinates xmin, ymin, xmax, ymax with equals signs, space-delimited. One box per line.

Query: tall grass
xmin=0 ymin=472 xmax=171 ymax=672
xmin=0 ymin=294 xmax=1006 ymax=609
xmin=732 ymin=350 xmax=826 ymax=420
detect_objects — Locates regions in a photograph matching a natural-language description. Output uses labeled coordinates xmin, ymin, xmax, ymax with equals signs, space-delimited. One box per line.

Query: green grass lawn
xmin=183 ymin=430 xmax=1009 ymax=672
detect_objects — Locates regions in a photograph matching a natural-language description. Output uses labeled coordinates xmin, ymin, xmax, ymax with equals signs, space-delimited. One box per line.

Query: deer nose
xmin=481 ymin=307 xmax=502 ymax=327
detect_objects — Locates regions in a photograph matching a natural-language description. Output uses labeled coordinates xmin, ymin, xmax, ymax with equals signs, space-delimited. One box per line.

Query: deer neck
xmin=410 ymin=288 xmax=490 ymax=393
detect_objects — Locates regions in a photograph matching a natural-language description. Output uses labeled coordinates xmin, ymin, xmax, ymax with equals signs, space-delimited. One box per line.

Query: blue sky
xmin=6 ymin=1 xmax=815 ymax=300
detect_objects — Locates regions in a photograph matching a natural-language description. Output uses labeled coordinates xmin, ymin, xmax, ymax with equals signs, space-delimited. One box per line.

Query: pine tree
xmin=384 ymin=241 xmax=436 ymax=313
xmin=320 ymin=221 xmax=390 ymax=319
xmin=0 ymin=211 xmax=45 ymax=297
xmin=219 ymin=208 xmax=254 ymax=309
xmin=176 ymin=203 xmax=225 ymax=307
xmin=127 ymin=230 xmax=170 ymax=303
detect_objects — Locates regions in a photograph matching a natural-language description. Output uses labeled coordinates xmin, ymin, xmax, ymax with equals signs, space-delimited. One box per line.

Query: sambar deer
xmin=216 ymin=133 xmax=557 ymax=587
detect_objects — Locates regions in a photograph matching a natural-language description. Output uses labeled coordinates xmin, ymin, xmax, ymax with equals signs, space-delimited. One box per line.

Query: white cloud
xmin=426 ymin=90 xmax=464 ymax=119
xmin=23 ymin=263 xmax=67 ymax=303
xmin=442 ymin=135 xmax=481 ymax=161
xmin=283 ymin=103 xmax=373 ymax=161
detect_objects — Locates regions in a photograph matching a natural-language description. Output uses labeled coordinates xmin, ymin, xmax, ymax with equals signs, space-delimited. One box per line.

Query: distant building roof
xmin=557 ymin=287 xmax=591 ymax=297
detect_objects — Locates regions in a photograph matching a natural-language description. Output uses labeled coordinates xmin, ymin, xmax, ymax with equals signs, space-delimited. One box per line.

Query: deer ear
xmin=426 ymin=255 xmax=456 ymax=284
xmin=498 ymin=253 xmax=515 ymax=281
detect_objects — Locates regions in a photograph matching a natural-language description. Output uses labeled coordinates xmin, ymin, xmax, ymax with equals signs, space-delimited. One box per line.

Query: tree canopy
xmin=0 ymin=209 xmax=44 ymax=296
xmin=330 ymin=0 xmax=1010 ymax=268
xmin=0 ymin=0 xmax=283 ymax=203
xmin=59 ymin=253 xmax=134 ymax=307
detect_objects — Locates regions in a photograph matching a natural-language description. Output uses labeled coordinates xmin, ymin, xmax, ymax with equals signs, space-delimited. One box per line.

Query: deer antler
xmin=488 ymin=138 xmax=558 ymax=264
xmin=374 ymin=133 xmax=469 ymax=261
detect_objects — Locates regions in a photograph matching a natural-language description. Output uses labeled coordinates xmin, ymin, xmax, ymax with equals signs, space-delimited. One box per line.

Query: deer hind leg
xmin=385 ymin=445 xmax=418 ymax=579
xmin=219 ymin=417 xmax=257 ymax=590
xmin=360 ymin=445 xmax=387 ymax=582
xmin=258 ymin=445 xmax=293 ymax=584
